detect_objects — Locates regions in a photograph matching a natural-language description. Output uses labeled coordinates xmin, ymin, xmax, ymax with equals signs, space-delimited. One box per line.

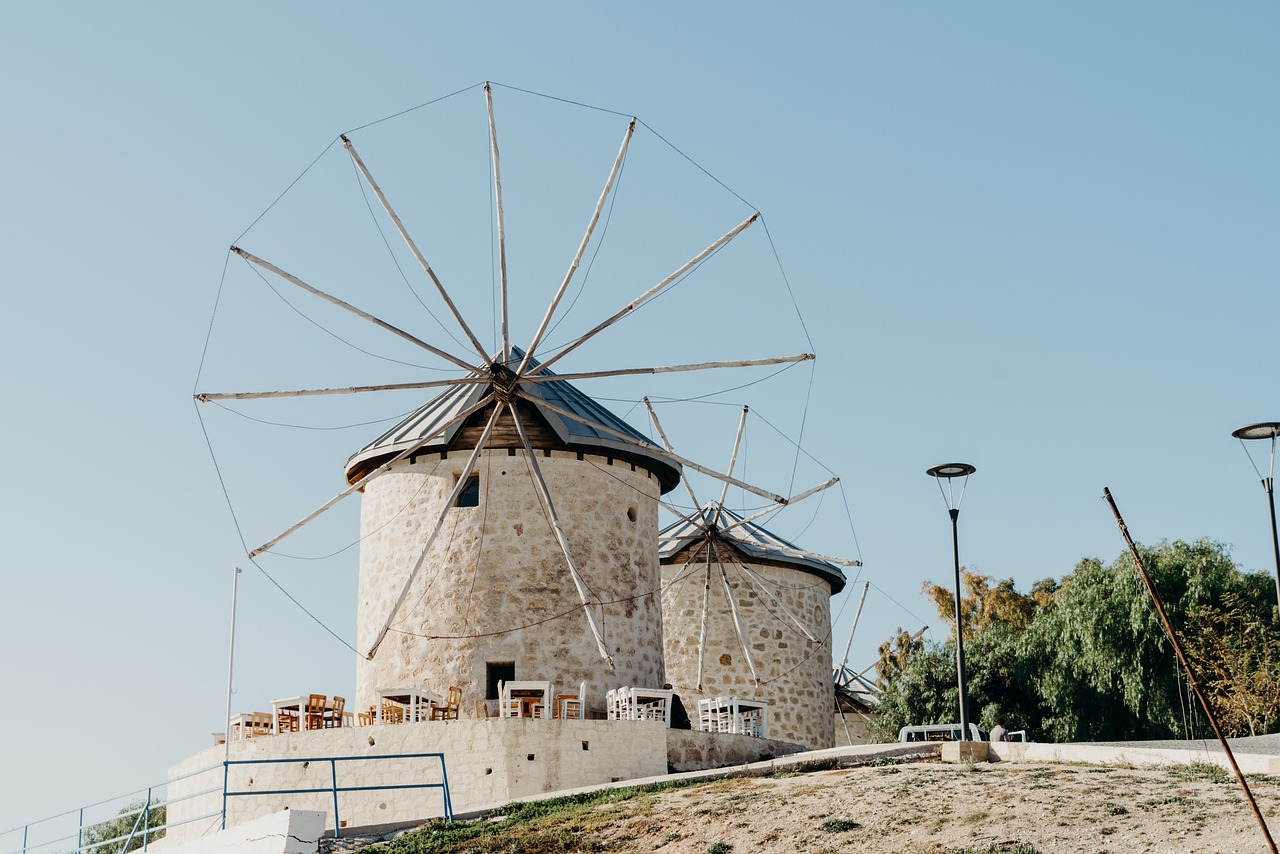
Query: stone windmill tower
xmin=648 ymin=405 xmax=854 ymax=749
xmin=659 ymin=504 xmax=848 ymax=748
xmin=345 ymin=348 xmax=682 ymax=716
xmin=197 ymin=84 xmax=815 ymax=719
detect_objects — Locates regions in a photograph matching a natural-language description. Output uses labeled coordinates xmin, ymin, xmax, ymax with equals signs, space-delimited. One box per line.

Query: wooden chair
xmin=430 ymin=686 xmax=462 ymax=720
xmin=305 ymin=694 xmax=327 ymax=731
xmin=246 ymin=711 xmax=273 ymax=738
xmin=357 ymin=710 xmax=373 ymax=726
xmin=381 ymin=703 xmax=404 ymax=724
xmin=324 ymin=696 xmax=346 ymax=728
xmin=278 ymin=710 xmax=300 ymax=733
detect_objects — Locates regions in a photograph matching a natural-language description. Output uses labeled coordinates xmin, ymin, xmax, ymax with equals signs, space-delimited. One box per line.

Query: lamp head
xmin=927 ymin=463 xmax=976 ymax=479
xmin=1232 ymin=423 xmax=1280 ymax=441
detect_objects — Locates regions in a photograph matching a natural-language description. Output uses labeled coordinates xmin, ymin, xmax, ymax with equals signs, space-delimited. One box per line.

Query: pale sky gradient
xmin=1 ymin=1 xmax=1277 ymax=838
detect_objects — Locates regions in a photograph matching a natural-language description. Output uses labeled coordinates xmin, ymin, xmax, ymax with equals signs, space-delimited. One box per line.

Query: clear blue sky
xmin=2 ymin=1 xmax=1277 ymax=835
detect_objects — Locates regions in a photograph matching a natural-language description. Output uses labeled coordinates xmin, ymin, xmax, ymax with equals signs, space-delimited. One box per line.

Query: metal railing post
xmin=439 ymin=756 xmax=453 ymax=821
xmin=330 ymin=759 xmax=341 ymax=838
xmin=143 ymin=787 xmax=152 ymax=851
xmin=221 ymin=761 xmax=229 ymax=830
xmin=77 ymin=807 xmax=84 ymax=853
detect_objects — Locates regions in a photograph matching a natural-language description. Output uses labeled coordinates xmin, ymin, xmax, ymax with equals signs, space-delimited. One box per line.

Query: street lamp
xmin=927 ymin=462 xmax=976 ymax=741
xmin=1231 ymin=422 xmax=1280 ymax=610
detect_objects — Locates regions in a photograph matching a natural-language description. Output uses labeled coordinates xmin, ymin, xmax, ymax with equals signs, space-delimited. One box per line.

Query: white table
xmin=271 ymin=695 xmax=335 ymax=733
xmin=375 ymin=687 xmax=441 ymax=724
xmin=228 ymin=712 xmax=273 ymax=740
xmin=499 ymin=680 xmax=553 ymax=718
xmin=697 ymin=696 xmax=768 ymax=737
xmin=611 ymin=687 xmax=674 ymax=726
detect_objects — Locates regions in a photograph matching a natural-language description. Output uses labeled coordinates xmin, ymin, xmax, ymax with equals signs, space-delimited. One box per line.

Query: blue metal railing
xmin=221 ymin=752 xmax=453 ymax=838
xmin=2 ymin=763 xmax=222 ymax=854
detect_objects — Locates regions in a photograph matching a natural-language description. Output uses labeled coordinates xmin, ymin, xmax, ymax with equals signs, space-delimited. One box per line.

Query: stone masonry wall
xmin=661 ymin=559 xmax=835 ymax=749
xmin=356 ymin=449 xmax=665 ymax=719
xmin=165 ymin=720 xmax=668 ymax=843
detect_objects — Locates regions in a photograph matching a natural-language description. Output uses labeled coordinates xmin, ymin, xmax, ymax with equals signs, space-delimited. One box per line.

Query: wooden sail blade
xmin=365 ymin=401 xmax=505 ymax=659
xmin=717 ymin=547 xmax=759 ymax=685
xmin=519 ymin=118 xmax=636 ymax=374
xmin=528 ymin=211 xmax=761 ymax=376
xmin=510 ymin=402 xmax=614 ymax=669
xmin=734 ymin=562 xmax=821 ymax=643
xmin=717 ymin=405 xmax=750 ymax=516
xmin=340 ymin=134 xmax=490 ymax=362
xmin=715 ymin=477 xmax=841 ymax=536
xmin=230 ymin=246 xmax=482 ymax=375
xmin=196 ymin=375 xmax=488 ymax=403
xmin=520 ymin=353 xmax=814 ymax=384
xmin=643 ymin=396 xmax=703 ymax=517
xmin=484 ymin=82 xmax=510 ymax=361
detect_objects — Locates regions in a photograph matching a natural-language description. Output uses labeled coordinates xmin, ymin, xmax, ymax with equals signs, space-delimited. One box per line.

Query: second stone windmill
xmin=646 ymin=402 xmax=859 ymax=749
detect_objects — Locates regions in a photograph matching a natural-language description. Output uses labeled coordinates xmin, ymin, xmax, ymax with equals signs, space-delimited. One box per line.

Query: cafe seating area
xmin=696 ymin=696 xmax=769 ymax=738
xmin=227 ymin=683 xmax=770 ymax=739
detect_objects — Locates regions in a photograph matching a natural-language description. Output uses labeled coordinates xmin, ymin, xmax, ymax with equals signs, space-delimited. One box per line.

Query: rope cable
xmin=234 ymin=138 xmax=339 ymax=246
xmin=343 ymin=82 xmax=484 ymax=136
xmin=349 ymin=153 xmax=468 ymax=352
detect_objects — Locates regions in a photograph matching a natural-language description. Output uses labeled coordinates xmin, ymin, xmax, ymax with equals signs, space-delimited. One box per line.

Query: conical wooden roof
xmin=345 ymin=347 xmax=681 ymax=492
xmin=659 ymin=502 xmax=846 ymax=592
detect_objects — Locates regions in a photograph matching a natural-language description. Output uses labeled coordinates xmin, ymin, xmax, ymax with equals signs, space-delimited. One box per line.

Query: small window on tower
xmin=456 ymin=474 xmax=480 ymax=507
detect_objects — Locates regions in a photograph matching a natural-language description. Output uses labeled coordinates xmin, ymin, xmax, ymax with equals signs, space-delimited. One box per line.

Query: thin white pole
xmin=484 ymin=83 xmax=510 ymax=361
xmin=341 ymin=134 xmax=490 ymax=363
xmin=839 ymin=582 xmax=871 ymax=673
xmin=249 ymin=393 xmax=495 ymax=557
xmin=519 ymin=354 xmax=815 ymax=384
xmin=231 ymin=246 xmax=482 ymax=375
xmin=522 ymin=390 xmax=786 ymax=505
xmin=366 ymin=402 xmax=504 ymax=659
xmin=528 ymin=212 xmax=761 ymax=376
xmin=222 ymin=566 xmax=242 ymax=766
xmin=717 ymin=406 xmax=750 ymax=518
xmin=196 ymin=375 xmax=489 ymax=403
xmin=510 ymin=403 xmax=614 ymax=668
xmin=519 ymin=118 xmax=636 ymax=374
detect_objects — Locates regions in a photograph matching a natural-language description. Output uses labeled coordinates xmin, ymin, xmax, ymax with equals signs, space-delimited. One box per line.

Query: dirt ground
xmin=579 ymin=758 xmax=1280 ymax=854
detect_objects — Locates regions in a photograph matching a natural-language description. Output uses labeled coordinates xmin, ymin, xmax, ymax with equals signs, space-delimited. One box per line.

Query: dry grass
xmin=359 ymin=759 xmax=1280 ymax=853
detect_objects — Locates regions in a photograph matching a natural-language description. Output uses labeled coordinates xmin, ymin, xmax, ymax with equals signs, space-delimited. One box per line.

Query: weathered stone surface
xmin=660 ymin=560 xmax=835 ymax=749
xmin=356 ymin=449 xmax=666 ymax=717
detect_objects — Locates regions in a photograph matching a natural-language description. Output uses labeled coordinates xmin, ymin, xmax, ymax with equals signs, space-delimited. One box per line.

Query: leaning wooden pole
xmin=1103 ymin=487 xmax=1277 ymax=853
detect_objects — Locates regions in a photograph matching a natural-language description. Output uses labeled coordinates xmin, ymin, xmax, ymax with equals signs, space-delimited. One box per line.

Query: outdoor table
xmin=270 ymin=695 xmax=335 ymax=733
xmin=375 ymin=687 xmax=441 ymax=724
xmin=626 ymin=687 xmax=674 ymax=726
xmin=697 ymin=696 xmax=768 ymax=737
xmin=499 ymin=680 xmax=553 ymax=718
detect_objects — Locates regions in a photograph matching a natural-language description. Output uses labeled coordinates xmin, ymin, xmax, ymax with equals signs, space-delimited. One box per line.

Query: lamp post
xmin=1231 ymin=423 xmax=1280 ymax=610
xmin=927 ymin=462 xmax=976 ymax=741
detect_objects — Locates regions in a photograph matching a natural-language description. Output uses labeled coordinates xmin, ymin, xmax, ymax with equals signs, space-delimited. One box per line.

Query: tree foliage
xmin=82 ymin=801 xmax=165 ymax=854
xmin=873 ymin=538 xmax=1280 ymax=743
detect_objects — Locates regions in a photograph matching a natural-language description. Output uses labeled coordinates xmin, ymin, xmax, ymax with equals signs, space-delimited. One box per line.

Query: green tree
xmin=873 ymin=538 xmax=1276 ymax=743
xmin=81 ymin=801 xmax=165 ymax=854
xmin=1025 ymin=539 xmax=1256 ymax=742
xmin=1183 ymin=591 xmax=1280 ymax=737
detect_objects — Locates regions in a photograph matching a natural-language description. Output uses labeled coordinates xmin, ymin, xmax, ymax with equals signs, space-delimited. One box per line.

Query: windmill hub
xmin=489 ymin=362 xmax=520 ymax=403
